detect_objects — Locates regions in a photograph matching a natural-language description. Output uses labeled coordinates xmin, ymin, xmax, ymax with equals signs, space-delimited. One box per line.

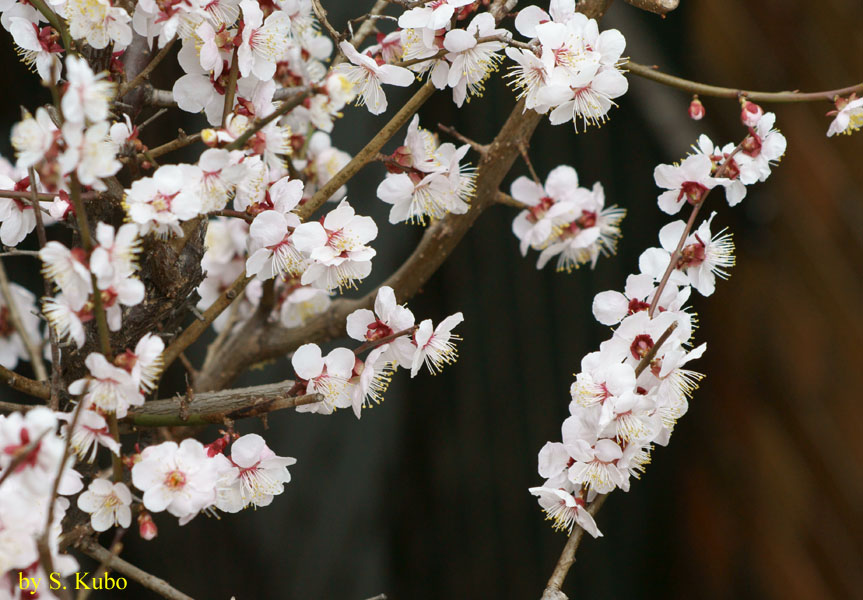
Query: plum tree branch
xmin=124 ymin=381 xmax=321 ymax=427
xmin=626 ymin=60 xmax=863 ymax=102
xmin=79 ymin=541 xmax=195 ymax=600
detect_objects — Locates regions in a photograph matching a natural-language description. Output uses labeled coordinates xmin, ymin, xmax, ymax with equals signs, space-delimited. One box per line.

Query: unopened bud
xmin=138 ymin=511 xmax=157 ymax=540
xmin=688 ymin=96 xmax=705 ymax=120
xmin=740 ymin=100 xmax=763 ymax=127
xmin=201 ymin=128 xmax=218 ymax=146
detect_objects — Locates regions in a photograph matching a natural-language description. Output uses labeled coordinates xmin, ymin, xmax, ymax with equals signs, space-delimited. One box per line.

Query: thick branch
xmin=125 ymin=381 xmax=320 ymax=427
xmin=0 ymin=363 xmax=50 ymax=399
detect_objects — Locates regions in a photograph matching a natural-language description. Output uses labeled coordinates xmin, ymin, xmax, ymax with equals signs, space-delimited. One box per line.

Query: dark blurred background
xmin=3 ymin=0 xmax=863 ymax=598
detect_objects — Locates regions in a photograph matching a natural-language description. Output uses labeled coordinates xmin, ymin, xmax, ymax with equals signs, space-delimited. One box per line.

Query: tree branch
xmin=626 ymin=60 xmax=863 ymax=103
xmin=78 ymin=541 xmax=196 ymax=600
xmin=541 ymin=494 xmax=608 ymax=600
xmin=124 ymin=381 xmax=321 ymax=427
xmin=296 ymin=81 xmax=436 ymax=220
xmin=0 ymin=363 xmax=50 ymax=399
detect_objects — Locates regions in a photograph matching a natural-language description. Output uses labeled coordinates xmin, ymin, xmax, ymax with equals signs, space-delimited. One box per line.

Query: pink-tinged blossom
xmin=40 ymin=241 xmax=92 ymax=310
xmin=292 ymin=343 xmax=355 ymax=414
xmin=335 ymin=41 xmax=414 ymax=115
xmin=68 ymin=353 xmax=145 ymax=418
xmin=591 ymin=273 xmax=690 ymax=326
xmin=737 ymin=112 xmax=786 ymax=184
xmin=510 ymin=166 xmax=581 ymax=255
xmin=58 ymin=409 xmax=120 ymax=463
xmin=11 ymin=107 xmax=58 ymax=170
xmin=640 ymin=213 xmax=735 ymax=297
xmin=691 ymin=134 xmax=748 ymax=206
xmin=90 ymin=222 xmax=141 ymax=289
xmin=528 ymin=487 xmax=602 ymax=537
xmin=77 ymin=479 xmax=133 ymax=532
xmin=131 ymin=439 xmax=220 ymax=523
xmin=346 ymin=286 xmax=416 ymax=369
xmin=9 ymin=18 xmax=62 ymax=82
xmin=409 ymin=312 xmax=463 ymax=378
xmin=653 ymin=153 xmax=725 ymax=215
xmin=0 ymin=181 xmax=36 ymax=248
xmin=0 ymin=407 xmax=82 ymax=496
xmin=443 ymin=14 xmax=508 ymax=106
xmin=826 ymin=96 xmax=863 ymax=137
xmin=350 ymin=345 xmax=394 ymax=418
xmin=125 ymin=164 xmax=204 ymax=237
xmin=238 ymin=0 xmax=292 ymax=80
xmin=292 ymin=200 xmax=378 ymax=291
xmin=215 ymin=433 xmax=296 ymax=512
xmin=59 ymin=121 xmax=122 ymax=191
xmin=245 ymin=177 xmax=306 ymax=280
xmin=61 ymin=56 xmax=114 ymax=125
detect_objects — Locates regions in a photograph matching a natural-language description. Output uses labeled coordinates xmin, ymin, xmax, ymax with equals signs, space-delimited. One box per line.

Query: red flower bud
xmin=688 ymin=97 xmax=705 ymax=120
xmin=740 ymin=101 xmax=763 ymax=127
xmin=138 ymin=511 xmax=158 ymax=540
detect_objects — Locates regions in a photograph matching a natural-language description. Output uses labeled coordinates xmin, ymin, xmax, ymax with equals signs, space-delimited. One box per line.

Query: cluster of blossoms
xmin=376 ymin=115 xmax=476 ymax=224
xmin=510 ymin=165 xmax=625 ymax=272
xmin=530 ymin=106 xmax=786 ymax=537
xmin=292 ymin=286 xmax=463 ymax=418
xmin=0 ymin=0 xmax=850 ymax=593
xmin=0 ymin=409 xmax=82 ymax=586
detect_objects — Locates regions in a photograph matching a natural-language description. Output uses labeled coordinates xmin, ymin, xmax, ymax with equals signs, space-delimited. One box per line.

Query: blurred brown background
xmin=2 ymin=0 xmax=862 ymax=598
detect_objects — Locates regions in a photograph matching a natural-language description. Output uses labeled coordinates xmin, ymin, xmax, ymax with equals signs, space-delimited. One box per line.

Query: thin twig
xmin=437 ymin=123 xmax=489 ymax=154
xmin=79 ymin=541 xmax=196 ymax=600
xmin=134 ymin=132 xmax=203 ymax=162
xmin=27 ymin=168 xmax=60 ymax=407
xmin=541 ymin=494 xmax=608 ymax=600
xmin=0 ymin=249 xmax=41 ymax=257
xmin=626 ymin=61 xmax=863 ymax=103
xmin=118 ymin=39 xmax=176 ymax=98
xmin=496 ymin=191 xmax=527 ymax=209
xmin=353 ymin=325 xmax=417 ymax=355
xmin=648 ymin=144 xmax=744 ymax=317
xmin=161 ymin=273 xmax=251 ymax=373
xmin=311 ymin=0 xmax=342 ymax=46
xmin=225 ymin=87 xmax=312 ymax=151
xmin=297 ymin=81 xmax=436 ymax=221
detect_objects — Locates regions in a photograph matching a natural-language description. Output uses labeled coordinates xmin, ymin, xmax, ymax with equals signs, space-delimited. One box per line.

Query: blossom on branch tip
xmin=77 ymin=479 xmax=133 ymax=532
xmin=334 ymin=41 xmax=415 ymax=116
xmin=826 ymin=96 xmax=863 ymax=137
xmin=409 ymin=312 xmax=463 ymax=378
xmin=215 ymin=433 xmax=296 ymax=512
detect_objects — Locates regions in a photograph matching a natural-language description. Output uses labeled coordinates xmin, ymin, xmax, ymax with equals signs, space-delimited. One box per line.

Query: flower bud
xmin=138 ymin=511 xmax=157 ymax=540
xmin=740 ymin=101 xmax=763 ymax=127
xmin=688 ymin=97 xmax=705 ymax=120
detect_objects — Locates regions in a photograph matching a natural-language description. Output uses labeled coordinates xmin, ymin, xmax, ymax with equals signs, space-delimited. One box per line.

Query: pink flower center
xmin=163 ymin=469 xmax=187 ymax=490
